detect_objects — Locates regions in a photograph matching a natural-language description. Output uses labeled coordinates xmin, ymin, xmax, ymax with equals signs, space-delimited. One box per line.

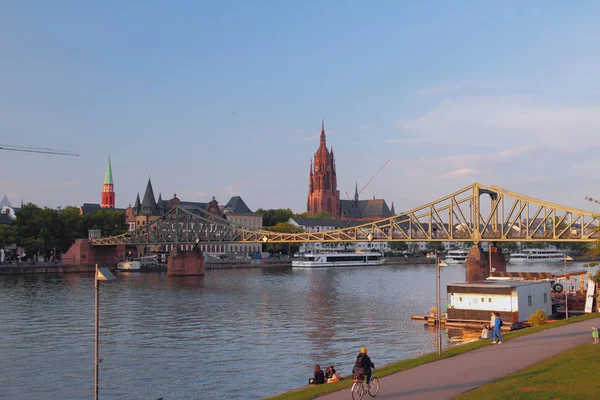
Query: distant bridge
xmin=90 ymin=183 xmax=600 ymax=246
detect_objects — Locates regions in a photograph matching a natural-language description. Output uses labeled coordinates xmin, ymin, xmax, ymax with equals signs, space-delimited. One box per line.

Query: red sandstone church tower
xmin=307 ymin=120 xmax=340 ymax=217
xmin=101 ymin=156 xmax=115 ymax=208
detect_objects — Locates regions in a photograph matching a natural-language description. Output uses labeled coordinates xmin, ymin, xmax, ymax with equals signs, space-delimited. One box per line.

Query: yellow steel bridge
xmin=91 ymin=183 xmax=600 ymax=246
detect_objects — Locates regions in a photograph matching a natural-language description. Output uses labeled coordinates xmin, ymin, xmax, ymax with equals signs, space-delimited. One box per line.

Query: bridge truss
xmin=91 ymin=183 xmax=600 ymax=246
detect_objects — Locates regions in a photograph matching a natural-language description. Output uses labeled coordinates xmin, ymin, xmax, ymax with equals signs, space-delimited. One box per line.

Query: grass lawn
xmin=454 ymin=343 xmax=600 ymax=400
xmin=265 ymin=314 xmax=600 ymax=400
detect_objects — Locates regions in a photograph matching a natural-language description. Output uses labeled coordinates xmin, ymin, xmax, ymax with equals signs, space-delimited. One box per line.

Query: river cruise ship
xmin=292 ymin=251 xmax=385 ymax=268
xmin=443 ymin=249 xmax=469 ymax=264
xmin=509 ymin=249 xmax=566 ymax=263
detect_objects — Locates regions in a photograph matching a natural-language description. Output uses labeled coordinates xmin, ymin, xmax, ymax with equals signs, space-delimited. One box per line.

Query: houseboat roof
xmin=449 ymin=280 xmax=549 ymax=289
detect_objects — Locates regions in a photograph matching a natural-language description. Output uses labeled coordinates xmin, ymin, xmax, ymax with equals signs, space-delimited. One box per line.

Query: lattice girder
xmin=91 ymin=183 xmax=600 ymax=246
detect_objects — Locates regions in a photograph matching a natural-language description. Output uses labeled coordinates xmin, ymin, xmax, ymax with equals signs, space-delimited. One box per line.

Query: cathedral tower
xmin=101 ymin=157 xmax=115 ymax=208
xmin=307 ymin=120 xmax=340 ymax=217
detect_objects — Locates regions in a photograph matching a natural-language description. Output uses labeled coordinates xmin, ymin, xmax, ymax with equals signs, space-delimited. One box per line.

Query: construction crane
xmin=347 ymin=159 xmax=392 ymax=200
xmin=0 ymin=144 xmax=79 ymax=156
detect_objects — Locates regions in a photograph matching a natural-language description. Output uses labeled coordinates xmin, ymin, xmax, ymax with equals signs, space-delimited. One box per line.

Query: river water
xmin=0 ymin=261 xmax=592 ymax=399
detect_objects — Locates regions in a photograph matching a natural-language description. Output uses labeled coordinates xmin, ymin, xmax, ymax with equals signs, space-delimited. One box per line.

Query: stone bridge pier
xmin=465 ymin=245 xmax=507 ymax=283
xmin=167 ymin=246 xmax=205 ymax=277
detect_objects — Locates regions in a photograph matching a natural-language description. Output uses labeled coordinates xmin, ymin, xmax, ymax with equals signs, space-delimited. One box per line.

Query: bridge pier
xmin=62 ymin=239 xmax=126 ymax=269
xmin=167 ymin=247 xmax=205 ymax=277
xmin=465 ymin=245 xmax=507 ymax=283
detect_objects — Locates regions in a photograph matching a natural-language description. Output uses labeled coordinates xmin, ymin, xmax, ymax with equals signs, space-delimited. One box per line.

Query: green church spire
xmin=104 ymin=156 xmax=114 ymax=185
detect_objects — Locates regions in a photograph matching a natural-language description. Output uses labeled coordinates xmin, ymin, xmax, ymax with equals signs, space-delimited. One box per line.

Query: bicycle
xmin=351 ymin=371 xmax=379 ymax=400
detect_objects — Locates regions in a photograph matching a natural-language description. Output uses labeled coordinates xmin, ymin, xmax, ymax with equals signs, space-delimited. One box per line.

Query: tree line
xmin=0 ymin=204 xmax=127 ymax=255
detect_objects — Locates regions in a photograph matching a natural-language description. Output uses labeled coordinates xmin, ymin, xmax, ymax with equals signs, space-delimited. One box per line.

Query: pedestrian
xmin=492 ymin=312 xmax=503 ymax=344
xmin=308 ymin=364 xmax=325 ymax=385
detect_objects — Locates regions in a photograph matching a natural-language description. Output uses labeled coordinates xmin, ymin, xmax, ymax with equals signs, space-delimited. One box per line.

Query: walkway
xmin=319 ymin=318 xmax=599 ymax=400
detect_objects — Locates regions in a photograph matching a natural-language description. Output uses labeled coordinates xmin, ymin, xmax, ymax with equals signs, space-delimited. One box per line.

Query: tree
xmin=256 ymin=208 xmax=293 ymax=227
xmin=263 ymin=223 xmax=304 ymax=255
xmin=294 ymin=210 xmax=332 ymax=220
xmin=425 ymin=242 xmax=445 ymax=253
xmin=388 ymin=241 xmax=408 ymax=253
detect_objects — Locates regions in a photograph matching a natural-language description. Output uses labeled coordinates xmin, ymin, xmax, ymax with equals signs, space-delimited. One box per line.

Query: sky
xmin=1 ymin=1 xmax=600 ymax=214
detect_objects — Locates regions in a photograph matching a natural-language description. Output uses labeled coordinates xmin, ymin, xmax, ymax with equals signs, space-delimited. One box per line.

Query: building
xmin=80 ymin=157 xmax=123 ymax=215
xmin=339 ymin=185 xmax=395 ymax=222
xmin=101 ymin=157 xmax=115 ymax=208
xmin=305 ymin=120 xmax=394 ymax=222
xmin=446 ymin=279 xmax=552 ymax=328
xmin=307 ymin=120 xmax=340 ymax=217
xmin=288 ymin=217 xmax=390 ymax=253
xmin=126 ymin=178 xmax=262 ymax=255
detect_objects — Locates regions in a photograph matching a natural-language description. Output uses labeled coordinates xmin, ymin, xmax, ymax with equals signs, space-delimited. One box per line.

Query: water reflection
xmin=0 ymin=261 xmax=593 ymax=399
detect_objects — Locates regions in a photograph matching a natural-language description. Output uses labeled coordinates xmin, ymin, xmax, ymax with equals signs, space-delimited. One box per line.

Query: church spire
xmin=391 ymin=202 xmax=395 ymax=215
xmin=354 ymin=182 xmax=359 ymax=202
xmin=320 ymin=119 xmax=326 ymax=147
xmin=104 ymin=156 xmax=113 ymax=185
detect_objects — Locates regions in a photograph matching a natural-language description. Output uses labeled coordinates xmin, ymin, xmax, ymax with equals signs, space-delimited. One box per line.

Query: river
xmin=0 ymin=261 xmax=592 ymax=399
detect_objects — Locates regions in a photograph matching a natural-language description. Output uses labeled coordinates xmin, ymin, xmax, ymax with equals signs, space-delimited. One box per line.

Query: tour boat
xmin=509 ymin=249 xmax=566 ymax=263
xmin=117 ymin=255 xmax=163 ymax=272
xmin=443 ymin=249 xmax=469 ymax=264
xmin=291 ymin=251 xmax=385 ymax=268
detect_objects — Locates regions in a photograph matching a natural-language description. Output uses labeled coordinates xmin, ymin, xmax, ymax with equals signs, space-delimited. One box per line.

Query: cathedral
xmin=306 ymin=121 xmax=394 ymax=222
xmin=307 ymin=120 xmax=340 ymax=217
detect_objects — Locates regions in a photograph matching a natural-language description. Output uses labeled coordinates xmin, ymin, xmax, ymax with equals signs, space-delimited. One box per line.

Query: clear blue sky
xmin=1 ymin=1 xmax=600 ymax=213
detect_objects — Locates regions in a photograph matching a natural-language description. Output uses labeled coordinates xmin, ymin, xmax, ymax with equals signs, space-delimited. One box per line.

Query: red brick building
xmin=307 ymin=120 xmax=340 ymax=217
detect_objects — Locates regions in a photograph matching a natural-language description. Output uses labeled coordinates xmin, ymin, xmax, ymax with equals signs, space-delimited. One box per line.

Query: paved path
xmin=319 ymin=319 xmax=599 ymax=400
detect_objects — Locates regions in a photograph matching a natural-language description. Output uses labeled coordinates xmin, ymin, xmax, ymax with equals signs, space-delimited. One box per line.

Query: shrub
xmin=529 ymin=309 xmax=548 ymax=326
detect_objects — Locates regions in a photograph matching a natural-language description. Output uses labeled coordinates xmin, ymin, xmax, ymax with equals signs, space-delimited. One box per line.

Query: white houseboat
xmin=292 ymin=251 xmax=385 ymax=268
xmin=509 ymin=249 xmax=566 ymax=263
xmin=446 ymin=279 xmax=553 ymax=328
xmin=443 ymin=249 xmax=469 ymax=264
xmin=117 ymin=255 xmax=162 ymax=272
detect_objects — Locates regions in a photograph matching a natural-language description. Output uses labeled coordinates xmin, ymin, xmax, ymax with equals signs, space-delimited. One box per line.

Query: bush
xmin=529 ymin=309 xmax=548 ymax=327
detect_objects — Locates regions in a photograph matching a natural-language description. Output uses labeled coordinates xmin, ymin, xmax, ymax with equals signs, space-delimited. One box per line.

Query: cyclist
xmin=352 ymin=347 xmax=375 ymax=384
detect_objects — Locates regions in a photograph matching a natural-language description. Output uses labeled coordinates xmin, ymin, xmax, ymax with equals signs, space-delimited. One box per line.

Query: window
xmin=459 ymin=297 xmax=462 ymax=302
xmin=481 ymin=297 xmax=484 ymax=303
xmin=528 ymin=295 xmax=533 ymax=306
xmin=544 ymin=293 xmax=548 ymax=304
xmin=488 ymin=298 xmax=492 ymax=303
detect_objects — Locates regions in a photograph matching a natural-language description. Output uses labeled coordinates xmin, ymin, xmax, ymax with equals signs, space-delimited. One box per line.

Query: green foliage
xmin=389 ymin=241 xmax=408 ymax=253
xmin=455 ymin=344 xmax=600 ymax=400
xmin=256 ymin=208 xmax=294 ymax=227
xmin=1 ymin=203 xmax=127 ymax=254
xmin=499 ymin=242 xmax=519 ymax=253
xmin=425 ymin=242 xmax=445 ymax=253
xmin=294 ymin=210 xmax=332 ymax=220
xmin=528 ymin=309 xmax=548 ymax=326
xmin=263 ymin=223 xmax=304 ymax=254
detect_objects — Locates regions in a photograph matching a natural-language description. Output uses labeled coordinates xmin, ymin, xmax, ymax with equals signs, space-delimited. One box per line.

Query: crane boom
xmin=358 ymin=159 xmax=391 ymax=195
xmin=0 ymin=144 xmax=79 ymax=156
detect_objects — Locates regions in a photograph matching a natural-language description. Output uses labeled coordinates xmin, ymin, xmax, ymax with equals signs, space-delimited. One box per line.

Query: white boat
xmin=117 ymin=255 xmax=161 ymax=272
xmin=291 ymin=251 xmax=385 ymax=268
xmin=509 ymin=249 xmax=566 ymax=263
xmin=443 ymin=249 xmax=469 ymax=264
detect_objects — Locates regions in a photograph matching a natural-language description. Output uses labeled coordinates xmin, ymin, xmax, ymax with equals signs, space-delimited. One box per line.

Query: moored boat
xmin=443 ymin=249 xmax=469 ymax=264
xmin=292 ymin=251 xmax=385 ymax=268
xmin=509 ymin=249 xmax=566 ymax=263
xmin=117 ymin=255 xmax=164 ymax=272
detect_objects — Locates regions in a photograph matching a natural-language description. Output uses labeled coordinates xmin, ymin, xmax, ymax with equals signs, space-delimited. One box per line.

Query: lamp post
xmin=564 ymin=254 xmax=569 ymax=321
xmin=435 ymin=251 xmax=442 ymax=356
xmin=95 ymin=264 xmax=117 ymax=400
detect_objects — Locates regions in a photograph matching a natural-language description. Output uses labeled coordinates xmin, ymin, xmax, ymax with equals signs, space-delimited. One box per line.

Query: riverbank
xmin=0 ymin=263 xmax=101 ymax=274
xmin=265 ymin=313 xmax=600 ymax=400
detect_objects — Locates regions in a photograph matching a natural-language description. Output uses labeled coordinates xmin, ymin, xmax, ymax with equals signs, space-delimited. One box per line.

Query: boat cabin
xmin=447 ymin=279 xmax=552 ymax=328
